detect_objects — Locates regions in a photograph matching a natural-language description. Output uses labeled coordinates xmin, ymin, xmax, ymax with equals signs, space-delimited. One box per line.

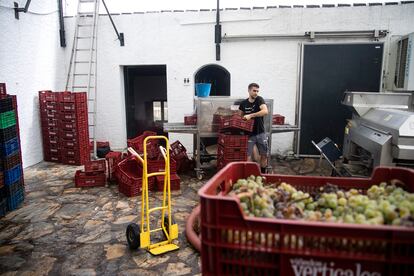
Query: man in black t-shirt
xmin=239 ymin=83 xmax=269 ymax=174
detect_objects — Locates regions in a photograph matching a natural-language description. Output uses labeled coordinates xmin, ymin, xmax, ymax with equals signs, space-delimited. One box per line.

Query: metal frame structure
xmin=164 ymin=97 xmax=300 ymax=179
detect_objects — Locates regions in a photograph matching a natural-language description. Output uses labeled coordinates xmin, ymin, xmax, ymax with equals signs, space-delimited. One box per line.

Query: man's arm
xmin=243 ymin=104 xmax=268 ymax=120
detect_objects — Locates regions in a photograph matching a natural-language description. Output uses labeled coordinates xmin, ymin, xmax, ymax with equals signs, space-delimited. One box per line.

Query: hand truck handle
xmin=159 ymin=146 xmax=167 ymax=160
xmin=127 ymin=147 xmax=144 ymax=164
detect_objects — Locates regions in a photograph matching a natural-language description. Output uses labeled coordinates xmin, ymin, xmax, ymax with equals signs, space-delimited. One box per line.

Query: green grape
xmin=327 ymin=197 xmax=338 ymax=209
xmin=392 ymin=218 xmax=401 ymax=225
xmin=399 ymin=207 xmax=410 ymax=218
xmin=338 ymin=197 xmax=347 ymax=206
xmin=306 ymin=202 xmax=317 ymax=211
xmin=364 ymin=208 xmax=377 ymax=219
xmin=318 ymin=197 xmax=326 ymax=207
xmin=324 ymin=208 xmax=333 ymax=219
xmin=344 ymin=214 xmax=355 ymax=223
xmin=337 ymin=191 xmax=345 ymax=198
xmin=355 ymin=214 xmax=367 ymax=224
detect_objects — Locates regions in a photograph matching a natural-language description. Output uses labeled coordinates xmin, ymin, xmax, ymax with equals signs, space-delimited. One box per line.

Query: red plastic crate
xmin=118 ymin=178 xmax=155 ymax=197
xmin=40 ymin=101 xmax=58 ymax=110
xmin=89 ymin=141 xmax=110 ymax=151
xmin=0 ymin=83 xmax=6 ymax=95
xmin=217 ymin=145 xmax=247 ymax=160
xmin=84 ymin=159 xmax=106 ymax=173
xmin=41 ymin=118 xmax=59 ymax=128
xmin=216 ymin=158 xmax=231 ymax=171
xmin=43 ymin=110 xmax=59 ymax=119
xmin=57 ymin=91 xmax=86 ymax=102
xmin=59 ymin=121 xmax=77 ymax=131
xmin=75 ymin=170 xmax=106 ymax=187
xmin=105 ymin=151 xmax=122 ymax=181
xmin=60 ymin=131 xmax=76 ymax=139
xmin=61 ymin=155 xmax=88 ymax=166
xmin=60 ymin=102 xmax=76 ymax=111
xmin=217 ymin=133 xmax=248 ymax=148
xmin=116 ymin=158 xmax=154 ymax=196
xmin=42 ymin=133 xmax=59 ymax=144
xmin=184 ymin=114 xmax=197 ymax=125
xmin=148 ymin=159 xmax=177 ymax=173
xmin=219 ymin=114 xmax=254 ymax=132
xmin=61 ymin=147 xmax=79 ymax=157
xmin=41 ymin=127 xmax=59 ymax=137
xmin=60 ymin=139 xmax=78 ymax=148
xmin=59 ymin=112 xmax=77 ymax=121
xmin=175 ymin=157 xmax=195 ymax=173
xmin=272 ymin=114 xmax=285 ymax=125
xmin=39 ymin=90 xmax=55 ymax=101
xmin=44 ymin=151 xmax=61 ymax=162
xmin=155 ymin=174 xmax=180 ymax=191
xmin=128 ymin=135 xmax=160 ymax=159
xmin=170 ymin=140 xmax=187 ymax=160
xmin=199 ymin=162 xmax=414 ymax=276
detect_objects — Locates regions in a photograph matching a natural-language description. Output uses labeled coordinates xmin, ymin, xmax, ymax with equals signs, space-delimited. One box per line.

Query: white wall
xmin=71 ymin=4 xmax=412 ymax=156
xmin=2 ymin=3 xmax=414 ymax=167
xmin=0 ymin=0 xmax=66 ymax=168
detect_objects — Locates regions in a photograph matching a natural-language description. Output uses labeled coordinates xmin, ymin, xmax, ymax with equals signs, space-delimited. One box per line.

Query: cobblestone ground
xmin=0 ymin=158 xmax=333 ymax=275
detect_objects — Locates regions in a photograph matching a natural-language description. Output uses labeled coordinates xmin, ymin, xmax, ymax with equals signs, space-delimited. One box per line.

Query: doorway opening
xmin=124 ymin=65 xmax=168 ymax=139
xmin=194 ymin=64 xmax=230 ymax=96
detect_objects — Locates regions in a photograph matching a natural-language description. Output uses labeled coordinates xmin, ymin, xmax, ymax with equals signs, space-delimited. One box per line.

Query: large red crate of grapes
xmin=199 ymin=162 xmax=414 ymax=276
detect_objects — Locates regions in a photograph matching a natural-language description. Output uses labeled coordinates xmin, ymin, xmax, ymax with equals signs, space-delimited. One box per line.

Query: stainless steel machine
xmin=342 ymin=91 xmax=414 ymax=169
xmin=164 ymin=96 xmax=299 ymax=179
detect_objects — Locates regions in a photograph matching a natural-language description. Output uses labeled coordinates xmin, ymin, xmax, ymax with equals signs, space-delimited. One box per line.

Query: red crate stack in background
xmin=39 ymin=91 xmax=89 ymax=165
xmin=216 ymin=133 xmax=249 ymax=171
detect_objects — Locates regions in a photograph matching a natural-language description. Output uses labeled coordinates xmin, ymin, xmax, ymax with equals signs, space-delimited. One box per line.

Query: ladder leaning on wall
xmin=66 ymin=0 xmax=100 ymax=159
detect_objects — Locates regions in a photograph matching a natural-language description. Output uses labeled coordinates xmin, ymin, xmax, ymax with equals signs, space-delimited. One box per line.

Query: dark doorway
xmin=124 ymin=65 xmax=168 ymax=139
xmin=194 ymin=64 xmax=230 ymax=96
xmin=299 ymin=43 xmax=383 ymax=155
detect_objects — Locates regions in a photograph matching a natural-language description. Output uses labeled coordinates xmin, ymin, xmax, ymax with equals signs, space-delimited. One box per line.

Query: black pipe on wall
xmin=58 ymin=0 xmax=66 ymax=47
xmin=215 ymin=0 xmax=221 ymax=61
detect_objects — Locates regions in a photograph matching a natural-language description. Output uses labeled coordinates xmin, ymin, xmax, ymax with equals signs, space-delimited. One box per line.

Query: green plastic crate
xmin=0 ymin=111 xmax=16 ymax=129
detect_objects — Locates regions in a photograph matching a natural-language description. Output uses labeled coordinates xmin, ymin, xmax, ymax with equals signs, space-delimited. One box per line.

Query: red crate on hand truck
xmin=199 ymin=162 xmax=414 ymax=276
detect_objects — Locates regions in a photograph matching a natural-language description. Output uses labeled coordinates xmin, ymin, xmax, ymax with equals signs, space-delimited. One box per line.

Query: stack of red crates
xmin=216 ymin=133 xmax=249 ymax=170
xmin=75 ymin=159 xmax=106 ymax=187
xmin=39 ymin=91 xmax=89 ymax=165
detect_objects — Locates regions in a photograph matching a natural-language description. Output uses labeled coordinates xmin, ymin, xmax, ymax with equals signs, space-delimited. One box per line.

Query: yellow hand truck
xmin=126 ymin=136 xmax=179 ymax=255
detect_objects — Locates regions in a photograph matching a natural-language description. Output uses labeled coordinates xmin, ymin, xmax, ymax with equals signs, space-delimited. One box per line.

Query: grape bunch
xmin=228 ymin=176 xmax=414 ymax=227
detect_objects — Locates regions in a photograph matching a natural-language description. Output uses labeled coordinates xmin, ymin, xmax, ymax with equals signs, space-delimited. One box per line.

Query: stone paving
xmin=0 ymin=157 xmax=332 ymax=275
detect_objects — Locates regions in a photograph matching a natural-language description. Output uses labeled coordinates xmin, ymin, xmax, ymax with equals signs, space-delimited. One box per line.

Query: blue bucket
xmin=195 ymin=83 xmax=211 ymax=97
